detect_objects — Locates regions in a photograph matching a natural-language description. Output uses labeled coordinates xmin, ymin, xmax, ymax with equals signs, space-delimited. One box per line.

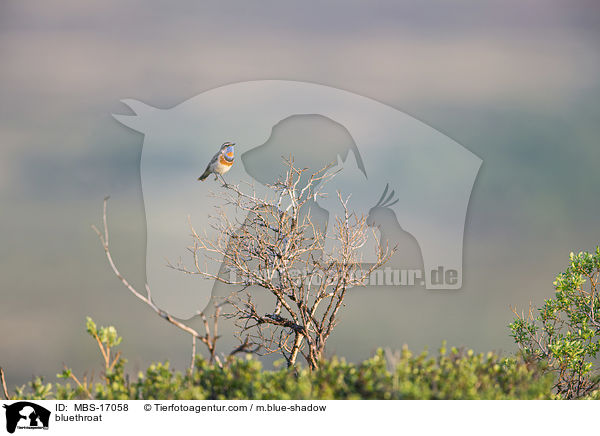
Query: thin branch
xmin=93 ymin=197 xmax=223 ymax=369
xmin=0 ymin=367 xmax=10 ymax=400
xmin=63 ymin=365 xmax=93 ymax=400
xmin=190 ymin=336 xmax=197 ymax=374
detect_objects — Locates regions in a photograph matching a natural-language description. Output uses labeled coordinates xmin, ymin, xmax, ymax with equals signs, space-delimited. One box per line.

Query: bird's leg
xmin=218 ymin=174 xmax=228 ymax=187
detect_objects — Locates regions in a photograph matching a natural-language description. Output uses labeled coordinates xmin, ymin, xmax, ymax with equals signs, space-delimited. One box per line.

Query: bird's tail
xmin=198 ymin=169 xmax=211 ymax=181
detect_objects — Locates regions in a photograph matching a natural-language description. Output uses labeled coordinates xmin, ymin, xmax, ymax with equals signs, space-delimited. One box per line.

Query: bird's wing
xmin=209 ymin=150 xmax=221 ymax=165
xmin=203 ymin=150 xmax=221 ymax=170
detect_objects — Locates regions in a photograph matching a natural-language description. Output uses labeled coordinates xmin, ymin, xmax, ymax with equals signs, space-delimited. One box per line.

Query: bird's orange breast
xmin=219 ymin=155 xmax=234 ymax=166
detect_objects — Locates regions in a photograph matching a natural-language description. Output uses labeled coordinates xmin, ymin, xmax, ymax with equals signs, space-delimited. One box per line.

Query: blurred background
xmin=1 ymin=0 xmax=599 ymax=387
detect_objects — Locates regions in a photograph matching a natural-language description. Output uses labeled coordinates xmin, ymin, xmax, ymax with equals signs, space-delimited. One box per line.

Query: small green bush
xmin=9 ymin=318 xmax=554 ymax=400
xmin=510 ymin=248 xmax=600 ymax=398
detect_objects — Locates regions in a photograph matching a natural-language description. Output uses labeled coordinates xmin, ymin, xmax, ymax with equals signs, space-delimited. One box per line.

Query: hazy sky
xmin=1 ymin=0 xmax=599 ymax=386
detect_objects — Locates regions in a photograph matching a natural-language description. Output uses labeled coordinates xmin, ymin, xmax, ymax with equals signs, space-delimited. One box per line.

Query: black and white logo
xmin=2 ymin=402 xmax=50 ymax=433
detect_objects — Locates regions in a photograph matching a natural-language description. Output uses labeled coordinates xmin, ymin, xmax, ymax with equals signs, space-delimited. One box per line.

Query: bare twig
xmin=93 ymin=197 xmax=223 ymax=369
xmin=190 ymin=336 xmax=197 ymax=374
xmin=0 ymin=367 xmax=10 ymax=400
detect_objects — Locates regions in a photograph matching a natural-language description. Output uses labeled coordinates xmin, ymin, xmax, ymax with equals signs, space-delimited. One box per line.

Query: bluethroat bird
xmin=198 ymin=142 xmax=235 ymax=181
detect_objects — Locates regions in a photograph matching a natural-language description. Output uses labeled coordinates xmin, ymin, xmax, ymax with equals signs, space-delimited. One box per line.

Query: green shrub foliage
xmin=510 ymin=248 xmax=600 ymax=398
xmin=10 ymin=318 xmax=555 ymax=400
